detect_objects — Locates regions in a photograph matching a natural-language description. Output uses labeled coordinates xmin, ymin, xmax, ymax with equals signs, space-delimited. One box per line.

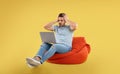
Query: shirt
xmin=53 ymin=25 xmax=74 ymax=47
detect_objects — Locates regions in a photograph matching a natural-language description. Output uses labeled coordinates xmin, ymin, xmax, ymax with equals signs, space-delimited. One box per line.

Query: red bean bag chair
xmin=47 ymin=37 xmax=91 ymax=64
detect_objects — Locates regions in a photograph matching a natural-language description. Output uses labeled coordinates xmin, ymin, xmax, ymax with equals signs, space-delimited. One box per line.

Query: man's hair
xmin=58 ymin=13 xmax=66 ymax=17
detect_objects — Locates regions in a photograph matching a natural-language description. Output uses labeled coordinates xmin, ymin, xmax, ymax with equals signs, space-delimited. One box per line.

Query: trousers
xmin=35 ymin=42 xmax=72 ymax=63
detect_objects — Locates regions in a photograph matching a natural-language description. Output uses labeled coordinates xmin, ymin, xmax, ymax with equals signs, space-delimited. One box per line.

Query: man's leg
xmin=35 ymin=42 xmax=52 ymax=59
xmin=26 ymin=42 xmax=52 ymax=67
xmin=40 ymin=44 xmax=72 ymax=63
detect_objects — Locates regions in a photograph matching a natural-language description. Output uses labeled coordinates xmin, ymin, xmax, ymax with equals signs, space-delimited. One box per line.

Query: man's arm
xmin=44 ymin=21 xmax=57 ymax=31
xmin=66 ymin=20 xmax=78 ymax=31
xmin=64 ymin=16 xmax=77 ymax=31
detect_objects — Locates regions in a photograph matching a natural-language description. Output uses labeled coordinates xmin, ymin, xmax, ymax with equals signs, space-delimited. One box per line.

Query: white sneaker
xmin=26 ymin=63 xmax=35 ymax=68
xmin=26 ymin=57 xmax=41 ymax=68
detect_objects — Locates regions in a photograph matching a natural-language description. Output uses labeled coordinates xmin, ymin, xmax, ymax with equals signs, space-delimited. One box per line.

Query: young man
xmin=26 ymin=13 xmax=77 ymax=67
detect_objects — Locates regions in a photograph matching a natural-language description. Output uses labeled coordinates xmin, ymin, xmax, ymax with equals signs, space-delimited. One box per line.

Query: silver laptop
xmin=40 ymin=32 xmax=56 ymax=43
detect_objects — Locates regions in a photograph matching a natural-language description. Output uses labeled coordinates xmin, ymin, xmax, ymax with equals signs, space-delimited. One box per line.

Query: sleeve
xmin=52 ymin=25 xmax=57 ymax=31
xmin=68 ymin=25 xmax=74 ymax=32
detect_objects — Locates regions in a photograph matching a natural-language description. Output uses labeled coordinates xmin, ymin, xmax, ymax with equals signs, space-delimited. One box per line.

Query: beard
xmin=59 ymin=23 xmax=65 ymax=26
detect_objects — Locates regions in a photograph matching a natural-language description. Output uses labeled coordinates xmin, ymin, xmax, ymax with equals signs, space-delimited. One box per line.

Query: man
xmin=26 ymin=13 xmax=77 ymax=67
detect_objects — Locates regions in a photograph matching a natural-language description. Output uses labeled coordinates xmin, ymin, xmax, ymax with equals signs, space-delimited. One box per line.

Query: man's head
xmin=57 ymin=13 xmax=66 ymax=26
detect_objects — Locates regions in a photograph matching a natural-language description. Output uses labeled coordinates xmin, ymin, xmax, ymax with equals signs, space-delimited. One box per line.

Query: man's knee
xmin=52 ymin=44 xmax=59 ymax=49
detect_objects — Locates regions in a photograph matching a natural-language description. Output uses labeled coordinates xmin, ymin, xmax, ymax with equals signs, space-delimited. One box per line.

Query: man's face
xmin=57 ymin=17 xmax=66 ymax=26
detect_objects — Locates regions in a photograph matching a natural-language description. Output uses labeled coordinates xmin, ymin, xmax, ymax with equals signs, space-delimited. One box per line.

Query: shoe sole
xmin=26 ymin=58 xmax=41 ymax=66
xmin=26 ymin=63 xmax=35 ymax=68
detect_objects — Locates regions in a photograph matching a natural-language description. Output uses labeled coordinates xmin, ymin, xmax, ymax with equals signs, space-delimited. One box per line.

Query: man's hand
xmin=63 ymin=15 xmax=69 ymax=23
xmin=63 ymin=15 xmax=77 ymax=31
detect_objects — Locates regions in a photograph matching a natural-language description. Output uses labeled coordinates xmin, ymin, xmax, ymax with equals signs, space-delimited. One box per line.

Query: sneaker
xmin=26 ymin=57 xmax=41 ymax=67
xmin=26 ymin=63 xmax=36 ymax=68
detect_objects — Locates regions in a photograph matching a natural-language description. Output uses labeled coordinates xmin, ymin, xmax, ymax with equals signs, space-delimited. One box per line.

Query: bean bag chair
xmin=47 ymin=37 xmax=91 ymax=64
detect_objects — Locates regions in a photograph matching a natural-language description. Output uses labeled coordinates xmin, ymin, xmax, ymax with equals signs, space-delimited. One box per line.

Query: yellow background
xmin=0 ymin=0 xmax=120 ymax=74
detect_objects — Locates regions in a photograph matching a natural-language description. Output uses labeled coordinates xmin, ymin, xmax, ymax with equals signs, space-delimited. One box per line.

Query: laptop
xmin=40 ymin=32 xmax=56 ymax=43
